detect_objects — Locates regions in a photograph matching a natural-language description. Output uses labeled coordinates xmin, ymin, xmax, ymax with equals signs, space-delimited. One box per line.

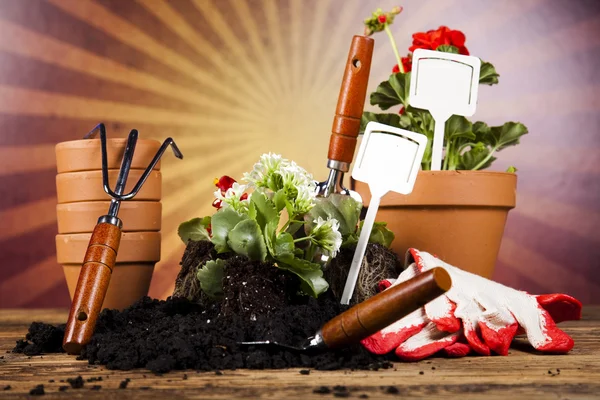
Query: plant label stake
xmin=62 ymin=123 xmax=183 ymax=355
xmin=340 ymin=122 xmax=427 ymax=305
xmin=316 ymin=35 xmax=374 ymax=201
xmin=408 ymin=49 xmax=481 ymax=171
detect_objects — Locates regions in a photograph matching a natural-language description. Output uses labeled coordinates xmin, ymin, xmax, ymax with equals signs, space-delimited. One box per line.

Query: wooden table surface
xmin=0 ymin=308 xmax=598 ymax=399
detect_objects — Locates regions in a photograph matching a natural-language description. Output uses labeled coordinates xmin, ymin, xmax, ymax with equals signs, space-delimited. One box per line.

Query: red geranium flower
xmin=409 ymin=26 xmax=469 ymax=55
xmin=392 ymin=55 xmax=413 ymax=73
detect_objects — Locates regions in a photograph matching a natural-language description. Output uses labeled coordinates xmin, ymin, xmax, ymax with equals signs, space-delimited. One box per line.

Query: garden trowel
xmin=315 ymin=35 xmax=374 ymax=201
xmin=240 ymin=267 xmax=451 ymax=352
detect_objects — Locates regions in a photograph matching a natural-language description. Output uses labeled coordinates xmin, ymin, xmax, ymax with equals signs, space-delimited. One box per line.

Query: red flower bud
xmin=378 ymin=14 xmax=387 ymax=24
xmin=214 ymin=175 xmax=237 ymax=192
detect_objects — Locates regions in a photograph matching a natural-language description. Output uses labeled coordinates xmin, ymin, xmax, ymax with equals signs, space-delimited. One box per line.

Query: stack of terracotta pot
xmin=55 ymin=138 xmax=163 ymax=310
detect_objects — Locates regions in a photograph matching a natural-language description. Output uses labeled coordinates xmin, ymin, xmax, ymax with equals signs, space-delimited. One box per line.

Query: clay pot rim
xmin=55 ymin=138 xmax=161 ymax=150
xmin=352 ymin=169 xmax=517 ymax=208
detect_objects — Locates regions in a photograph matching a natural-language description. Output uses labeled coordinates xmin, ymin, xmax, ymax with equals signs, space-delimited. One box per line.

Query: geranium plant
xmin=178 ymin=153 xmax=394 ymax=299
xmin=362 ymin=7 xmax=528 ymax=171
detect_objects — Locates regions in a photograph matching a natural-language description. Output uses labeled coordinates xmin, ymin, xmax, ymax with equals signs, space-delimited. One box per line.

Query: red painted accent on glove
xmin=463 ymin=323 xmax=491 ymax=356
xmin=431 ymin=301 xmax=461 ymax=333
xmin=396 ymin=333 xmax=458 ymax=361
xmin=536 ymin=294 xmax=582 ymax=323
xmin=534 ymin=304 xmax=575 ymax=353
xmin=377 ymin=279 xmax=393 ymax=292
xmin=407 ymin=248 xmax=424 ymax=271
xmin=443 ymin=341 xmax=471 ymax=357
xmin=361 ymin=323 xmax=426 ymax=355
xmin=479 ymin=320 xmax=518 ymax=356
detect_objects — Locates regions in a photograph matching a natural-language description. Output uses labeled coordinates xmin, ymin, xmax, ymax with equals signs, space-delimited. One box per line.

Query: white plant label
xmin=340 ymin=122 xmax=427 ymax=305
xmin=409 ymin=49 xmax=481 ymax=170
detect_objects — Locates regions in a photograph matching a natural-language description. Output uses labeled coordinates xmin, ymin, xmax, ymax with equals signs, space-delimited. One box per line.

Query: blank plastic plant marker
xmin=340 ymin=122 xmax=427 ymax=305
xmin=409 ymin=49 xmax=481 ymax=171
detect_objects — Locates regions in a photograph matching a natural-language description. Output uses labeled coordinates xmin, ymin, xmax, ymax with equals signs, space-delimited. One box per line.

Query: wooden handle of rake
xmin=327 ymin=35 xmax=374 ymax=166
xmin=63 ymin=222 xmax=121 ymax=354
xmin=320 ymin=268 xmax=452 ymax=349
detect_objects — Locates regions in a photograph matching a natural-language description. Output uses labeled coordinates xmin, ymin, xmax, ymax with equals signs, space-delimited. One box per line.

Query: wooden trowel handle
xmin=327 ymin=35 xmax=374 ymax=167
xmin=320 ymin=268 xmax=451 ymax=349
xmin=63 ymin=222 xmax=121 ymax=354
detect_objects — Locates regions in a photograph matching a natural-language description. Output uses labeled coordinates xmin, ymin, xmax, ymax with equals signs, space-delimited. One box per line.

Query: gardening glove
xmin=361 ymin=248 xmax=582 ymax=361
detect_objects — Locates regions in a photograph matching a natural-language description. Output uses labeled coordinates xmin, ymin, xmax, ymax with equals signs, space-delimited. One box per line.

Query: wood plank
xmin=0 ymin=308 xmax=599 ymax=399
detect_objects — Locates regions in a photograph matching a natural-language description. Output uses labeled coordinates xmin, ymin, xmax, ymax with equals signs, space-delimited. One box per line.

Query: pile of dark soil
xmin=15 ymin=294 xmax=392 ymax=373
xmin=13 ymin=240 xmax=399 ymax=373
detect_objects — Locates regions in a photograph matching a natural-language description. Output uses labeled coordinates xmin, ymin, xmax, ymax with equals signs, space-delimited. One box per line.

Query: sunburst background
xmin=1 ymin=0 xmax=599 ymax=307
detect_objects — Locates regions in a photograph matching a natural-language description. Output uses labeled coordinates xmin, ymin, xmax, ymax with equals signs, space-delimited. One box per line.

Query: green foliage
xmin=228 ymin=219 xmax=267 ymax=261
xmin=362 ymin=48 xmax=528 ymax=171
xmin=361 ymin=221 xmax=395 ymax=248
xmin=479 ymin=61 xmax=500 ymax=85
xmin=178 ymin=155 xmax=400 ymax=299
xmin=211 ymin=208 xmax=248 ymax=253
xmin=196 ymin=259 xmax=226 ymax=300
xmin=178 ymin=216 xmax=211 ymax=244
xmin=437 ymin=44 xmax=459 ymax=54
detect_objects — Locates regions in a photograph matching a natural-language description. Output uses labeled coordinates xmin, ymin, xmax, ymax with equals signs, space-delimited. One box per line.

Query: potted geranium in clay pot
xmin=354 ymin=8 xmax=528 ymax=278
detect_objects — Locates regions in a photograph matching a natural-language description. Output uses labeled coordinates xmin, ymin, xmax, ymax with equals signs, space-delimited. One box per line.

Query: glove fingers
xmin=513 ymin=296 xmax=576 ymax=353
xmin=443 ymin=340 xmax=471 ymax=357
xmin=426 ymin=297 xmax=461 ymax=333
xmin=462 ymin=314 xmax=491 ymax=356
xmin=536 ymin=294 xmax=582 ymax=323
xmin=361 ymin=309 xmax=427 ymax=355
xmin=395 ymin=321 xmax=460 ymax=361
xmin=478 ymin=311 xmax=518 ymax=356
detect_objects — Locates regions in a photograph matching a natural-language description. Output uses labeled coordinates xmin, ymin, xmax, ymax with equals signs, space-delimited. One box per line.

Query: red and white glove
xmin=361 ymin=248 xmax=582 ymax=360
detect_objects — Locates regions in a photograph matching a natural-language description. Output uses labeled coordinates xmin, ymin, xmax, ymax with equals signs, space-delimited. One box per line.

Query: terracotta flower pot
xmin=56 ymin=169 xmax=161 ymax=203
xmin=56 ymin=201 xmax=162 ymax=233
xmin=352 ymin=171 xmax=516 ymax=278
xmin=56 ymin=232 xmax=161 ymax=310
xmin=56 ymin=138 xmax=161 ymax=173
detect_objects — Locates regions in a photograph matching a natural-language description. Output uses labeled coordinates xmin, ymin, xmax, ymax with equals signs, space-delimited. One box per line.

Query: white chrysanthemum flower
xmin=242 ymin=153 xmax=318 ymax=214
xmin=310 ymin=216 xmax=343 ymax=258
xmin=243 ymin=153 xmax=284 ymax=189
xmin=214 ymin=182 xmax=249 ymax=213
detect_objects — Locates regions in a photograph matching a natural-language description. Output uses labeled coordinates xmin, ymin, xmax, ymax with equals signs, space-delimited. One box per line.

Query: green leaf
xmin=264 ymin=218 xmax=279 ymax=257
xmin=360 ymin=112 xmax=402 ymax=134
xmin=370 ymin=72 xmax=411 ymax=110
xmin=274 ymin=232 xmax=295 ymax=261
xmin=276 ymin=257 xmax=329 ymax=297
xmin=273 ymin=189 xmax=288 ymax=212
xmin=479 ymin=60 xmax=500 ymax=85
xmin=506 ymin=166 xmax=518 ymax=173
xmin=197 ymin=259 xmax=225 ymax=300
xmin=249 ymin=191 xmax=277 ymax=230
xmin=489 ymin=122 xmax=528 ymax=151
xmin=211 ymin=208 xmax=248 ymax=253
xmin=437 ymin=44 xmax=459 ymax=54
xmin=228 ymin=219 xmax=267 ymax=261
xmin=359 ymin=221 xmax=395 ymax=248
xmin=472 ymin=121 xmax=491 ymax=143
xmin=306 ymin=194 xmax=362 ymax=237
xmin=458 ymin=142 xmax=496 ymax=170
xmin=445 ymin=115 xmax=474 ymax=140
xmin=177 ymin=216 xmax=211 ymax=244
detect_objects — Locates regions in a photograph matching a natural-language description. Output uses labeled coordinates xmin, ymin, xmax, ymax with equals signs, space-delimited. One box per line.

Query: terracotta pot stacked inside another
xmin=55 ymin=139 xmax=163 ymax=310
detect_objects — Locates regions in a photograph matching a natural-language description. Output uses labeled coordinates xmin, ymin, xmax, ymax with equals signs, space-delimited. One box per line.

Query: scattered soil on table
xmin=29 ymin=384 xmax=44 ymax=396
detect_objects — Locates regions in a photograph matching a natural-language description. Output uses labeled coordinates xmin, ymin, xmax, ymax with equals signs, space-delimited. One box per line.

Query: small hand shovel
xmin=408 ymin=49 xmax=481 ymax=171
xmin=240 ymin=267 xmax=451 ymax=352
xmin=340 ymin=122 xmax=427 ymax=305
xmin=315 ymin=35 xmax=374 ymax=201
